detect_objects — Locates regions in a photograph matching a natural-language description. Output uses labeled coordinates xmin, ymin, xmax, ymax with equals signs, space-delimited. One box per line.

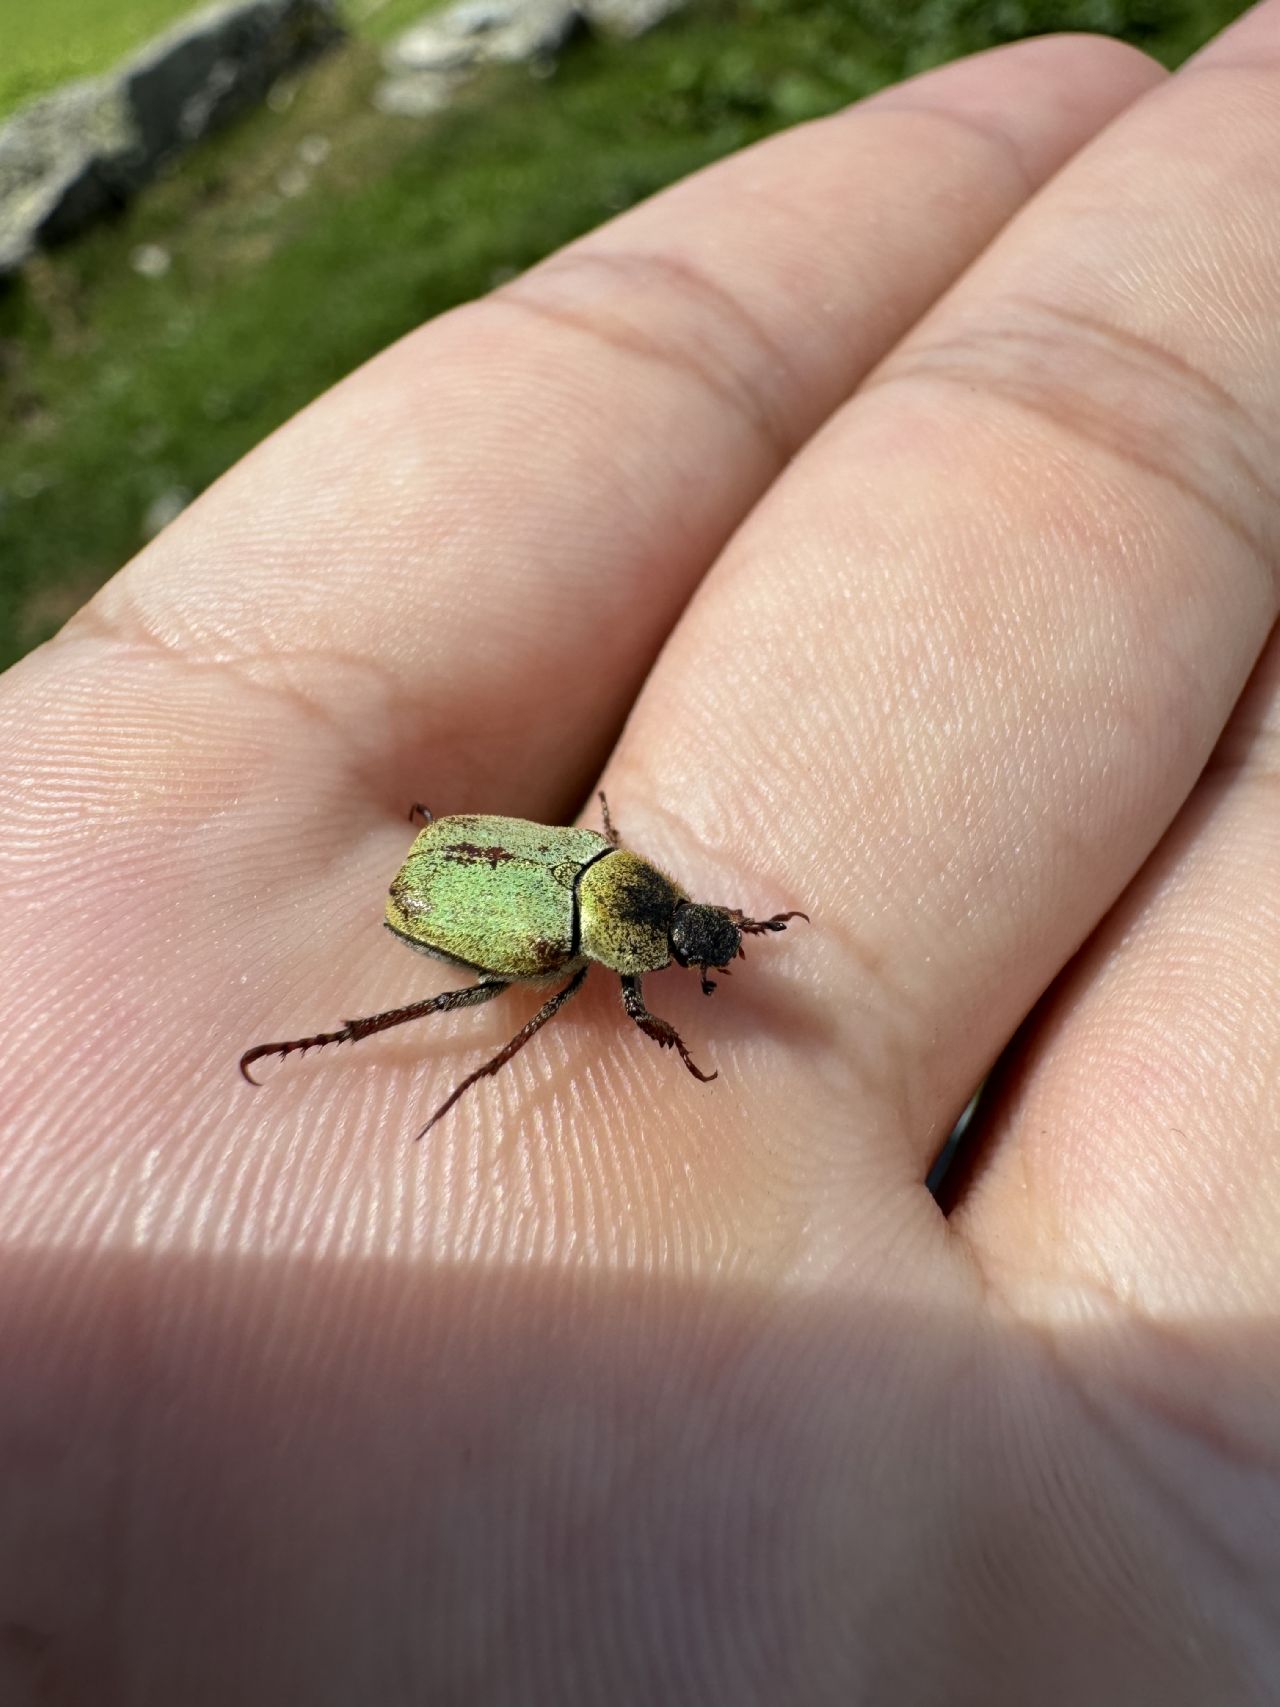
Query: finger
xmin=64 ymin=35 xmax=1160 ymax=823
xmin=951 ymin=627 xmax=1280 ymax=1315
xmin=595 ymin=2 xmax=1280 ymax=1191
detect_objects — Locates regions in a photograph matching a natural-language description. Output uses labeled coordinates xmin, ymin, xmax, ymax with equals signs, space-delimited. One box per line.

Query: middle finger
xmin=601 ymin=1 xmax=1280 ymax=1185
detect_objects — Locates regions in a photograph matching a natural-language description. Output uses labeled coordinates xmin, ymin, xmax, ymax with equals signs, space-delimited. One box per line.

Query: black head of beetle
xmin=670 ymin=903 xmax=742 ymax=994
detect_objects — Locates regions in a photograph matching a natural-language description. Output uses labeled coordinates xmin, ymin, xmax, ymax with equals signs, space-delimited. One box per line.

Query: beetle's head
xmin=670 ymin=903 xmax=741 ymax=995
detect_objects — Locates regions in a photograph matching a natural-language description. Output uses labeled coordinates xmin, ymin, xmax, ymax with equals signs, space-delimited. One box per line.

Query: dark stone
xmin=0 ymin=0 xmax=343 ymax=274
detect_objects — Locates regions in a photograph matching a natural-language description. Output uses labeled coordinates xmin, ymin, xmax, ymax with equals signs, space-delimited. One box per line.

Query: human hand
xmin=2 ymin=10 xmax=1277 ymax=1701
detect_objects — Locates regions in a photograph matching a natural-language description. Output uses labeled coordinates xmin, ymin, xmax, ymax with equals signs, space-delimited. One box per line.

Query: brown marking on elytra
xmin=443 ymin=842 xmax=520 ymax=869
xmin=529 ymin=936 xmax=566 ymax=973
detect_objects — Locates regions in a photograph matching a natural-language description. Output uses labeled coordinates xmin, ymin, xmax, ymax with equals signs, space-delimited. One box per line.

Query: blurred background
xmin=0 ymin=0 xmax=1250 ymax=672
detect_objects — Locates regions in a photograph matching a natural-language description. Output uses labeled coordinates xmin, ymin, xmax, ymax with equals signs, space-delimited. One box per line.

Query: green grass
xmin=0 ymin=0 xmax=203 ymax=118
xmin=0 ymin=0 xmax=444 ymax=119
xmin=0 ymin=0 xmax=1252 ymax=669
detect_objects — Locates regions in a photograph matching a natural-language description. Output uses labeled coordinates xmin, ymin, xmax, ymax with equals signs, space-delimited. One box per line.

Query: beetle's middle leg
xmin=240 ymin=980 xmax=508 ymax=1083
xmin=415 ymin=965 xmax=590 ymax=1139
xmin=620 ymin=974 xmax=716 ymax=1083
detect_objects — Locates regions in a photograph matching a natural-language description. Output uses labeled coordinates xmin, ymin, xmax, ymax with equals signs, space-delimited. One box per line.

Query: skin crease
xmin=3 ymin=12 xmax=1280 ymax=1705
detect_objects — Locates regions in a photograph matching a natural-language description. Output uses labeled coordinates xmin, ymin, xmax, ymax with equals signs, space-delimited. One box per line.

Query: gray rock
xmin=383 ymin=24 xmax=476 ymax=74
xmin=576 ymin=0 xmax=686 ymax=36
xmin=0 ymin=78 xmax=134 ymax=272
xmin=0 ymin=0 xmax=342 ymax=274
xmin=372 ymin=71 xmax=470 ymax=118
xmin=121 ymin=0 xmax=341 ymax=170
xmin=375 ymin=0 xmax=684 ymax=120
xmin=384 ymin=0 xmax=577 ymax=76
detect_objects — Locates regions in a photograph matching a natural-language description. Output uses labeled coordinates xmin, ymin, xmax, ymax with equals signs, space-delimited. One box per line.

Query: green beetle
xmin=240 ymin=794 xmax=805 ymax=1137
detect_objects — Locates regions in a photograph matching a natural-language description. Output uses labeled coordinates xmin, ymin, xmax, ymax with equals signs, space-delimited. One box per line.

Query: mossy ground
xmin=0 ymin=0 xmax=1249 ymax=669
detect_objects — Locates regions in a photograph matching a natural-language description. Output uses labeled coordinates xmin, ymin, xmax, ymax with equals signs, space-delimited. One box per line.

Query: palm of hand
xmin=2 ymin=16 xmax=1279 ymax=1703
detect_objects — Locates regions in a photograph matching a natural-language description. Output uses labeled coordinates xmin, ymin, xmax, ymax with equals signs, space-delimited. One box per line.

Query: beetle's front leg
xmin=619 ymin=975 xmax=716 ymax=1082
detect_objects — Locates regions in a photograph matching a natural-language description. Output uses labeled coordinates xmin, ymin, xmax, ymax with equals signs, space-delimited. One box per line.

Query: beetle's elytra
xmin=240 ymin=794 xmax=807 ymax=1137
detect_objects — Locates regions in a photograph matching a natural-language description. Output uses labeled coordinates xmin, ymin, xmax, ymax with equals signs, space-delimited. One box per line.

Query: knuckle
xmin=492 ymin=246 xmax=797 ymax=468
xmin=874 ymin=292 xmax=1280 ymax=591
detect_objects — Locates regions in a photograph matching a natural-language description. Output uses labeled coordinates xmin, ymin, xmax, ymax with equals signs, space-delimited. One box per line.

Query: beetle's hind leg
xmin=620 ymin=974 xmax=716 ymax=1083
xmin=598 ymin=791 xmax=621 ymax=847
xmin=239 ymin=980 xmax=507 ymax=1084
xmin=415 ymin=965 xmax=590 ymax=1139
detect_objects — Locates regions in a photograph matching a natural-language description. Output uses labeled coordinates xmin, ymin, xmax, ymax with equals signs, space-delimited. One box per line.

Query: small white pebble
xmin=276 ymin=164 xmax=309 ymax=198
xmin=130 ymin=243 xmax=172 ymax=278
xmin=143 ymin=487 xmax=191 ymax=537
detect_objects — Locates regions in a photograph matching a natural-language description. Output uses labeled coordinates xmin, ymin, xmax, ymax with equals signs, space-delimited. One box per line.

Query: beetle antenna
xmin=729 ymin=909 xmax=809 ymax=935
xmin=408 ymin=802 xmax=433 ymax=825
